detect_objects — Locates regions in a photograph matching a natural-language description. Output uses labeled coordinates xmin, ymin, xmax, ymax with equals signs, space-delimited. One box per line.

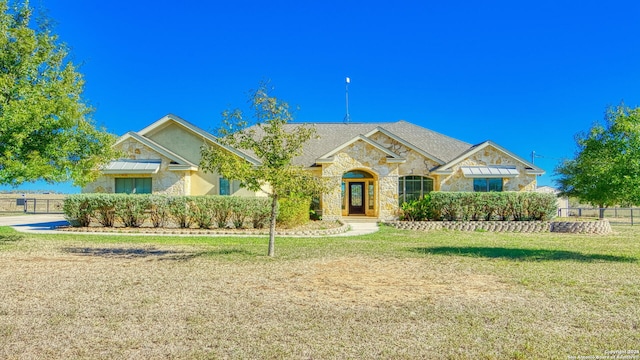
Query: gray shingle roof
xmin=278 ymin=120 xmax=473 ymax=167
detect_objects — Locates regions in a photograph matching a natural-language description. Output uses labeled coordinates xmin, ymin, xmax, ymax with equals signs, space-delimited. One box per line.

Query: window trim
xmin=115 ymin=177 xmax=152 ymax=194
xmin=473 ymin=178 xmax=504 ymax=192
xmin=398 ymin=175 xmax=434 ymax=204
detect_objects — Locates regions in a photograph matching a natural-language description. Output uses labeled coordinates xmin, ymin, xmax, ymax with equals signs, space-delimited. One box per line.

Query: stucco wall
xmin=146 ymin=122 xmax=206 ymax=164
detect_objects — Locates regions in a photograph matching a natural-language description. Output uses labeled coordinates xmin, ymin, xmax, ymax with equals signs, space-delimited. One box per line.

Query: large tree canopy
xmin=200 ymin=83 xmax=325 ymax=257
xmin=0 ymin=1 xmax=117 ymax=187
xmin=555 ymin=104 xmax=640 ymax=208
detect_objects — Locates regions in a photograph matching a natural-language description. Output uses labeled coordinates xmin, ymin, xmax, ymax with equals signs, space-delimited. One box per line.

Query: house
xmin=83 ymin=114 xmax=544 ymax=220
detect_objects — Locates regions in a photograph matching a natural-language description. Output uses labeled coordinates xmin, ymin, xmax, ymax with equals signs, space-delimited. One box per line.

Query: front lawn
xmin=0 ymin=225 xmax=638 ymax=359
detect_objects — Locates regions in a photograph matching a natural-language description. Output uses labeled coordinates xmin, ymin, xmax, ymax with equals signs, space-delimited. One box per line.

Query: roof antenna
xmin=344 ymin=77 xmax=351 ymax=124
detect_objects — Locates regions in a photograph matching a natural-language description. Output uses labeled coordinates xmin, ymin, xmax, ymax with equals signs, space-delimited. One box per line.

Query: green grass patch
xmin=0 ymin=225 xmax=638 ymax=358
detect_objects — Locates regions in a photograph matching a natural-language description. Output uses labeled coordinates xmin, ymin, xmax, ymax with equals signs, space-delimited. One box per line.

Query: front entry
xmin=348 ymin=182 xmax=365 ymax=215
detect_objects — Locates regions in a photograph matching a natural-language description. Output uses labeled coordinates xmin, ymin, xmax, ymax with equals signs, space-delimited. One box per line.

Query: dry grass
xmin=0 ymin=225 xmax=638 ymax=359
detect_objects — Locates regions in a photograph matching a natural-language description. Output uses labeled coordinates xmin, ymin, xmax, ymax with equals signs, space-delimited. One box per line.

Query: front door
xmin=348 ymin=182 xmax=365 ymax=215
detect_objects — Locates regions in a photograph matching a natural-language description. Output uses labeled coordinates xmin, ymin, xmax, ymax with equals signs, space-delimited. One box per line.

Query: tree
xmin=200 ymin=83 xmax=325 ymax=257
xmin=555 ymin=104 xmax=640 ymax=214
xmin=0 ymin=1 xmax=118 ymax=187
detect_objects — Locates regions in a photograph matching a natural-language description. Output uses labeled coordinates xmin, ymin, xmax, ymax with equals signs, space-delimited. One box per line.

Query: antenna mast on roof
xmin=344 ymin=77 xmax=351 ymax=124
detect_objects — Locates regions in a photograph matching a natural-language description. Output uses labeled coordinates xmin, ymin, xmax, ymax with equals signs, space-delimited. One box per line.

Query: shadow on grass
xmin=62 ymin=247 xmax=255 ymax=260
xmin=196 ymin=248 xmax=255 ymax=257
xmin=0 ymin=233 xmax=23 ymax=245
xmin=410 ymin=246 xmax=637 ymax=263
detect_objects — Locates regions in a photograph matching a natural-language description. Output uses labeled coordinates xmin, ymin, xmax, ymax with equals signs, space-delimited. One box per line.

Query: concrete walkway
xmin=1 ymin=214 xmax=380 ymax=237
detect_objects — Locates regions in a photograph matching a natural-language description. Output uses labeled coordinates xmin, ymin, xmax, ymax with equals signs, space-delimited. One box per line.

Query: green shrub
xmin=191 ymin=196 xmax=215 ymax=229
xmin=91 ymin=194 xmax=117 ymax=227
xmin=402 ymin=191 xmax=557 ymax=222
xmin=211 ymin=196 xmax=232 ymax=228
xmin=149 ymin=195 xmax=170 ymax=228
xmin=399 ymin=194 xmax=432 ymax=221
xmin=249 ymin=198 xmax=271 ymax=229
xmin=228 ymin=197 xmax=250 ymax=229
xmin=168 ymin=196 xmax=194 ymax=228
xmin=63 ymin=194 xmax=92 ymax=227
xmin=114 ymin=194 xmax=150 ymax=228
xmin=277 ymin=196 xmax=311 ymax=228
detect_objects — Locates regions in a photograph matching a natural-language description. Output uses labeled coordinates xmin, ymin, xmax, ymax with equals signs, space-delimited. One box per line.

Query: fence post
xmin=631 ymin=208 xmax=634 ymax=226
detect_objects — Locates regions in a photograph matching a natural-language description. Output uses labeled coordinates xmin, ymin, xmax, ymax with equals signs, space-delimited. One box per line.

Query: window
xmin=368 ymin=181 xmax=374 ymax=210
xmin=473 ymin=178 xmax=503 ymax=192
xmin=219 ymin=177 xmax=241 ymax=195
xmin=115 ymin=178 xmax=152 ymax=194
xmin=398 ymin=176 xmax=433 ymax=204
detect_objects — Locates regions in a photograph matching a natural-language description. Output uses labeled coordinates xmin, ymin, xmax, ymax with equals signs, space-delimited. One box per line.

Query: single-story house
xmin=83 ymin=114 xmax=544 ymax=220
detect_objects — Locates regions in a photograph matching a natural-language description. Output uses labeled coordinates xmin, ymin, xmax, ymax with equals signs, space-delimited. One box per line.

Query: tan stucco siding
xmin=191 ymin=171 xmax=218 ymax=195
xmin=146 ymin=122 xmax=207 ymax=164
xmin=438 ymin=146 xmax=537 ymax=191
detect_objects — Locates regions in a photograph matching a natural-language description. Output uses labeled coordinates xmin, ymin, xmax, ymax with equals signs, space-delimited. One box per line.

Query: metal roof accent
xmin=460 ymin=166 xmax=519 ymax=178
xmin=103 ymin=159 xmax=162 ymax=174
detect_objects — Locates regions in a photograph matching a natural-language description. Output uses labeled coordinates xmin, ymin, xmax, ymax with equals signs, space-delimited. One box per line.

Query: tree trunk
xmin=268 ymin=194 xmax=278 ymax=257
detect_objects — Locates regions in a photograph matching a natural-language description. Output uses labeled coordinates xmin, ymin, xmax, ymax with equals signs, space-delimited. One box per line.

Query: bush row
xmin=63 ymin=194 xmax=275 ymax=229
xmin=400 ymin=192 xmax=557 ymax=221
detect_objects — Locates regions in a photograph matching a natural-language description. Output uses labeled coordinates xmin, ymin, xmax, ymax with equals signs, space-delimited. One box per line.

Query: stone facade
xmin=83 ymin=138 xmax=188 ymax=195
xmin=87 ymin=115 xmax=543 ymax=222
xmin=385 ymin=219 xmax=612 ymax=234
xmin=439 ymin=145 xmax=537 ymax=192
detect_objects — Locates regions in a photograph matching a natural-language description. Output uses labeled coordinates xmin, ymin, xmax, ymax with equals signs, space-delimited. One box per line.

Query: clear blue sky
xmin=4 ymin=0 xmax=640 ymax=193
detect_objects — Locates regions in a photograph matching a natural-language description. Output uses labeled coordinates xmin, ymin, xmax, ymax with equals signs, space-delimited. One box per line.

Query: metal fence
xmin=559 ymin=207 xmax=639 ymax=225
xmin=0 ymin=198 xmax=65 ymax=214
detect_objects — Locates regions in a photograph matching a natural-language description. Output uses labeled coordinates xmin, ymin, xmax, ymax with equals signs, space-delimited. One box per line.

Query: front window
xmin=115 ymin=178 xmax=152 ymax=194
xmin=219 ymin=177 xmax=241 ymax=195
xmin=473 ymin=178 xmax=503 ymax=192
xmin=398 ymin=176 xmax=434 ymax=204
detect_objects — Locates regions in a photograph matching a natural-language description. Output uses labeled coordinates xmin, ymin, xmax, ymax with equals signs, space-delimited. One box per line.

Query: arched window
xmin=398 ymin=176 xmax=433 ymax=204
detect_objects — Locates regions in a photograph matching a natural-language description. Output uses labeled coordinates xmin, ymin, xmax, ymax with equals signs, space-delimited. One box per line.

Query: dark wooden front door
xmin=348 ymin=182 xmax=365 ymax=215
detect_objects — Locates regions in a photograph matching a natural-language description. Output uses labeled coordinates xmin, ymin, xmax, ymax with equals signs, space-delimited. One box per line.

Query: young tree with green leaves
xmin=555 ymin=104 xmax=640 ymax=215
xmin=0 ymin=1 xmax=118 ymax=187
xmin=200 ymin=83 xmax=325 ymax=257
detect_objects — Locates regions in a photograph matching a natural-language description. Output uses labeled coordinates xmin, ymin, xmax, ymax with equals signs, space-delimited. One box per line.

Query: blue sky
xmin=4 ymin=0 xmax=640 ymax=193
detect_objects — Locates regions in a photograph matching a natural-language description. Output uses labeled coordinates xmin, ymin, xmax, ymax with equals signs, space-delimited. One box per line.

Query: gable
xmin=145 ymin=121 xmax=207 ymax=164
xmin=137 ymin=114 xmax=260 ymax=165
xmin=432 ymin=141 xmax=544 ymax=176
xmin=114 ymin=133 xmax=198 ymax=171
xmin=316 ymin=135 xmax=405 ymax=164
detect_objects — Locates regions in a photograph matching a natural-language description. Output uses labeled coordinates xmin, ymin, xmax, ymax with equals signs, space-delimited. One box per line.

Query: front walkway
xmin=1 ymin=214 xmax=379 ymax=237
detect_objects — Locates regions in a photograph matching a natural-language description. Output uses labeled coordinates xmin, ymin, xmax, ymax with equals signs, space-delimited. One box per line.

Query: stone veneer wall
xmin=385 ymin=220 xmax=612 ymax=234
xmin=82 ymin=138 xmax=188 ymax=195
xmin=439 ymin=145 xmax=537 ymax=192
xmin=321 ymin=141 xmax=400 ymax=221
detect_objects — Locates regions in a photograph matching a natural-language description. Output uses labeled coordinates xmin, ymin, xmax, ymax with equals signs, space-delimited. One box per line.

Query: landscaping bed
xmin=59 ymin=219 xmax=347 ymax=236
xmin=385 ymin=219 xmax=612 ymax=234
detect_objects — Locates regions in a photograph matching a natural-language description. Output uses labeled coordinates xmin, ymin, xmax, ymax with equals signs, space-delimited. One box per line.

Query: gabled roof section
xmin=115 ymin=132 xmax=198 ymax=171
xmin=316 ymin=134 xmax=406 ymax=163
xmin=432 ymin=141 xmax=545 ymax=175
xmin=275 ymin=120 xmax=473 ymax=167
xmin=137 ymin=114 xmax=261 ymax=166
xmin=364 ymin=126 xmax=446 ymax=165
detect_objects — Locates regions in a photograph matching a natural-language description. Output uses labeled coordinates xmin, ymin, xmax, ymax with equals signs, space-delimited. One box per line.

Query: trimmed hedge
xmin=276 ymin=196 xmax=311 ymax=228
xmin=64 ymin=194 xmax=272 ymax=229
xmin=400 ymin=192 xmax=557 ymax=222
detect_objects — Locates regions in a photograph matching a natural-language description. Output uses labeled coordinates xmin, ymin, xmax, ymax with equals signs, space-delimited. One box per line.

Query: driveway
xmin=0 ymin=214 xmax=68 ymax=233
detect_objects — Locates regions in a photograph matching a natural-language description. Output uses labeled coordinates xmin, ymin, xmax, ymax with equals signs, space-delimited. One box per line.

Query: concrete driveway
xmin=0 ymin=214 xmax=68 ymax=233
